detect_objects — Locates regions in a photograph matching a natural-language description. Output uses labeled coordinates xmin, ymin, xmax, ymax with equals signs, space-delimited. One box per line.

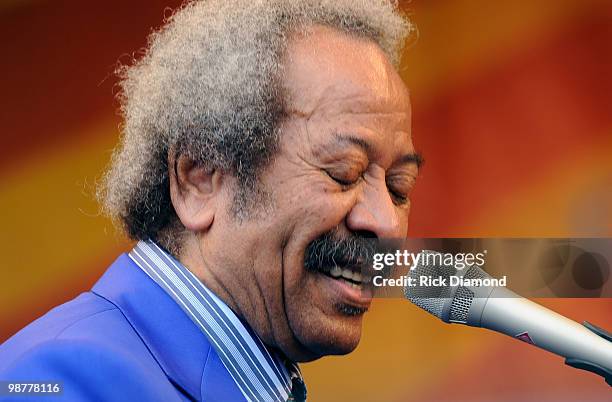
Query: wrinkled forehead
xmin=281 ymin=25 xmax=411 ymax=119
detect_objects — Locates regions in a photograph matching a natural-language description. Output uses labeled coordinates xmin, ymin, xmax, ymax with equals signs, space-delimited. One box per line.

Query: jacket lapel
xmin=92 ymin=254 xmax=245 ymax=401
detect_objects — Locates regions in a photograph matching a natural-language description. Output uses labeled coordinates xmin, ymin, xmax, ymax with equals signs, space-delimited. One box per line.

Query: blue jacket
xmin=0 ymin=254 xmax=246 ymax=401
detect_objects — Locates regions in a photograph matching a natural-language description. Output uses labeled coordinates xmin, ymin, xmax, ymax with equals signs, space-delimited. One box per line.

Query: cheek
xmin=279 ymin=182 xmax=355 ymax=278
xmin=302 ymin=179 xmax=356 ymax=215
xmin=273 ymin=182 xmax=367 ymax=354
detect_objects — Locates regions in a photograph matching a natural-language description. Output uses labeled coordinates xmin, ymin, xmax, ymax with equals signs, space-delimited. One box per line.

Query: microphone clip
xmin=564 ymin=322 xmax=612 ymax=387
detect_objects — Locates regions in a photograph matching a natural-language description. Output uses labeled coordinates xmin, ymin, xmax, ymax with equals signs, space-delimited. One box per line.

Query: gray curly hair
xmin=99 ymin=0 xmax=412 ymax=255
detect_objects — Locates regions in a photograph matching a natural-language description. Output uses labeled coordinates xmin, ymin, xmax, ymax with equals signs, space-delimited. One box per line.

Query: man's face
xmin=203 ymin=26 xmax=418 ymax=361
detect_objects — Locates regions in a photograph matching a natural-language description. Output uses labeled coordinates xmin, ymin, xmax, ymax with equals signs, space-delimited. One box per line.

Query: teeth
xmin=329 ymin=266 xmax=342 ymax=277
xmin=341 ymin=269 xmax=354 ymax=280
xmin=326 ymin=267 xmax=364 ymax=285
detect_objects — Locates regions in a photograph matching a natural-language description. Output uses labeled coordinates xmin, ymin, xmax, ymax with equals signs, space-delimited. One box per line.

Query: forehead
xmin=281 ymin=25 xmax=411 ymax=120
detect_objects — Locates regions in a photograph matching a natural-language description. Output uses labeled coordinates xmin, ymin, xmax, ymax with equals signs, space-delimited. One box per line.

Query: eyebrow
xmin=334 ymin=133 xmax=424 ymax=168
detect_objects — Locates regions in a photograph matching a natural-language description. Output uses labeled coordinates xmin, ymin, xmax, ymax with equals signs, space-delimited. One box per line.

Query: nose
xmin=345 ymin=177 xmax=403 ymax=239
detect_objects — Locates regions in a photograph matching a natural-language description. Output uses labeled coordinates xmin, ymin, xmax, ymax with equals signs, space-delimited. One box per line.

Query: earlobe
xmin=168 ymin=153 xmax=221 ymax=232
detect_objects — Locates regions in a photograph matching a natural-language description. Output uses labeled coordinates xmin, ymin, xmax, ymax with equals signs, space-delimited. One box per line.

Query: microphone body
xmin=470 ymin=286 xmax=612 ymax=370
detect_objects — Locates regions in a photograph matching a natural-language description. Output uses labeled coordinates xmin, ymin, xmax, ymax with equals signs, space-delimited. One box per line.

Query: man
xmin=0 ymin=0 xmax=419 ymax=400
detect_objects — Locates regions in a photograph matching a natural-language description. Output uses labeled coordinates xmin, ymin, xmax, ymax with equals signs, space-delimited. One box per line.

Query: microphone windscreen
xmin=403 ymin=250 xmax=492 ymax=324
xmin=403 ymin=250 xmax=455 ymax=319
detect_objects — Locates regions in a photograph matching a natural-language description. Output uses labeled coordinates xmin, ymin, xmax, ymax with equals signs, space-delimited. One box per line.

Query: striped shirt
xmin=128 ymin=240 xmax=305 ymax=402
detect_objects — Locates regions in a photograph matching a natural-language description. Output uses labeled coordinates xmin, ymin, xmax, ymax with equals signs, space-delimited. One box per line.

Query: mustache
xmin=303 ymin=229 xmax=376 ymax=274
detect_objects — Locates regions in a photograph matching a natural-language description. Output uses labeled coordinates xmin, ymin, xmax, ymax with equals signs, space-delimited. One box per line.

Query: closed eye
xmin=388 ymin=189 xmax=409 ymax=205
xmin=386 ymin=175 xmax=415 ymax=206
xmin=325 ymin=170 xmax=362 ymax=189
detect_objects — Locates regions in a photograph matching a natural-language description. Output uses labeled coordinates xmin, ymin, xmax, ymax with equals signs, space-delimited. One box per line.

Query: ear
xmin=168 ymin=152 xmax=223 ymax=232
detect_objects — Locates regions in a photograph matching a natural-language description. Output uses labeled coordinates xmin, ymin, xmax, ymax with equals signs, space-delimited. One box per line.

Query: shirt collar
xmin=129 ymin=240 xmax=304 ymax=402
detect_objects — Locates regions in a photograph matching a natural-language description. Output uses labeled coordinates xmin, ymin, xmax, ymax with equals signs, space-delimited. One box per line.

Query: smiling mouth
xmin=311 ymin=263 xmax=373 ymax=315
xmin=322 ymin=265 xmax=366 ymax=289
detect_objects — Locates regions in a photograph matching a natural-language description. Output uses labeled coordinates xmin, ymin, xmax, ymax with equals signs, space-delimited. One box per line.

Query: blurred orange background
xmin=1 ymin=0 xmax=611 ymax=400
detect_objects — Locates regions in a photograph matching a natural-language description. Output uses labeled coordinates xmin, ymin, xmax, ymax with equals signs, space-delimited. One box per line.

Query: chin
xmin=289 ymin=309 xmax=366 ymax=361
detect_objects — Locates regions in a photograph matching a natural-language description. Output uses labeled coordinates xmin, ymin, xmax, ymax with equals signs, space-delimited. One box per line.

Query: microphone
xmin=403 ymin=251 xmax=612 ymax=386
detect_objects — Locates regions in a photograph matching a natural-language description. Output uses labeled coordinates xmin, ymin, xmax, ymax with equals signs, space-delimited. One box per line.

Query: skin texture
xmin=170 ymin=26 xmax=418 ymax=362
